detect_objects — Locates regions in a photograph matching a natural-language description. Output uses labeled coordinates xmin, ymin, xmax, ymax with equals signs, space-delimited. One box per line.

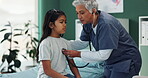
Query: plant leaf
xmin=28 ymin=34 xmax=31 ymax=36
xmin=0 ymin=29 xmax=7 ymax=32
xmin=10 ymin=49 xmax=19 ymax=53
xmin=1 ymin=33 xmax=12 ymax=43
xmin=2 ymin=55 xmax=8 ymax=62
xmin=8 ymin=65 xmax=16 ymax=73
xmin=29 ymin=50 xmax=33 ymax=57
xmin=8 ymin=39 xmax=11 ymax=42
xmin=21 ymin=54 xmax=28 ymax=60
xmin=25 ymin=23 xmax=30 ymax=27
xmin=14 ymin=34 xmax=23 ymax=36
xmin=25 ymin=29 xmax=29 ymax=34
xmin=26 ymin=42 xmax=29 ymax=48
xmin=8 ymin=65 xmax=14 ymax=69
xmin=0 ymin=67 xmax=6 ymax=72
xmin=32 ymin=40 xmax=37 ymax=47
xmin=14 ymin=29 xmax=22 ymax=31
xmin=13 ymin=41 xmax=19 ymax=44
xmin=14 ymin=60 xmax=21 ymax=68
xmin=4 ymin=33 xmax=12 ymax=39
xmin=0 ymin=39 xmax=5 ymax=43
xmin=9 ymin=49 xmax=18 ymax=60
xmin=33 ymin=37 xmax=39 ymax=42
xmin=5 ymin=21 xmax=11 ymax=26
xmin=7 ymin=55 xmax=13 ymax=64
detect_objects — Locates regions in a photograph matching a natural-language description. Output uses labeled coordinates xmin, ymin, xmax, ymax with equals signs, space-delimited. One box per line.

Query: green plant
xmin=0 ymin=21 xmax=22 ymax=73
xmin=0 ymin=20 xmax=39 ymax=73
xmin=23 ymin=20 xmax=39 ymax=65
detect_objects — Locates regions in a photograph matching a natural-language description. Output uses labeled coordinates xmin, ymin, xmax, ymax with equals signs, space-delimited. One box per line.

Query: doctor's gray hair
xmin=72 ymin=0 xmax=98 ymax=13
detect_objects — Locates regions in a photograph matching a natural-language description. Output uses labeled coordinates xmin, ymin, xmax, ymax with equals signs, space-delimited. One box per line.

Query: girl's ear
xmin=49 ymin=22 xmax=54 ymax=29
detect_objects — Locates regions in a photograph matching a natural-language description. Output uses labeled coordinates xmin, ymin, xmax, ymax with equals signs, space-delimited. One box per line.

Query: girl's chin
xmin=61 ymin=32 xmax=66 ymax=34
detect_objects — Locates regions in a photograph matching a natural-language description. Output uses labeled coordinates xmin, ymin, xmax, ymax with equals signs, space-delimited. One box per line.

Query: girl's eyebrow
xmin=59 ymin=19 xmax=66 ymax=21
xmin=59 ymin=19 xmax=64 ymax=21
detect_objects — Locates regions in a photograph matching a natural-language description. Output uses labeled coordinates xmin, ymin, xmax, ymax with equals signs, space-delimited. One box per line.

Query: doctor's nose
xmin=77 ymin=14 xmax=82 ymax=19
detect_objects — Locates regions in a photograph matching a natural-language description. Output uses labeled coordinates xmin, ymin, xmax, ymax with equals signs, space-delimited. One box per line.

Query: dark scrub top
xmin=80 ymin=11 xmax=142 ymax=74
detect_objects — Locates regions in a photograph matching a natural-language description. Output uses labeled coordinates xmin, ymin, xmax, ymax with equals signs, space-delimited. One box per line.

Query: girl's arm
xmin=67 ymin=59 xmax=81 ymax=78
xmin=42 ymin=60 xmax=68 ymax=78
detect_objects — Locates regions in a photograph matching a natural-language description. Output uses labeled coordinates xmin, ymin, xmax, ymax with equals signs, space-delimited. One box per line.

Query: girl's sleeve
xmin=38 ymin=43 xmax=52 ymax=61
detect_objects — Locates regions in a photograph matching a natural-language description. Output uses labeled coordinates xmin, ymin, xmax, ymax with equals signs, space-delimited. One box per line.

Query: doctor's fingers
xmin=62 ymin=50 xmax=70 ymax=55
xmin=62 ymin=50 xmax=74 ymax=55
xmin=62 ymin=50 xmax=72 ymax=53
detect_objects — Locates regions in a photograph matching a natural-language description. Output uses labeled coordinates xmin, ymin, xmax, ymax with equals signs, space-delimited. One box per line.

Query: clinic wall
xmin=111 ymin=0 xmax=148 ymax=45
xmin=38 ymin=0 xmax=148 ymax=43
xmin=59 ymin=0 xmax=76 ymax=40
xmin=38 ymin=0 xmax=59 ymax=39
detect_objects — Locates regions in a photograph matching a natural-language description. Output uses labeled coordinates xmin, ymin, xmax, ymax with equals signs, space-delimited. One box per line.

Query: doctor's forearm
xmin=75 ymin=51 xmax=81 ymax=57
xmin=80 ymin=49 xmax=113 ymax=62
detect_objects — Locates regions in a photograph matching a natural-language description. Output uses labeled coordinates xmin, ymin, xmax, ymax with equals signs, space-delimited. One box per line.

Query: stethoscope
xmin=63 ymin=10 xmax=101 ymax=68
xmin=61 ymin=26 xmax=91 ymax=68
xmin=62 ymin=22 xmax=93 ymax=68
xmin=81 ymin=10 xmax=101 ymax=52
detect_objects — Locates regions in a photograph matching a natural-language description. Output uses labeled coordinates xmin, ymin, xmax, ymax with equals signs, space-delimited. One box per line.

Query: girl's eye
xmin=60 ymin=21 xmax=67 ymax=24
xmin=60 ymin=21 xmax=64 ymax=23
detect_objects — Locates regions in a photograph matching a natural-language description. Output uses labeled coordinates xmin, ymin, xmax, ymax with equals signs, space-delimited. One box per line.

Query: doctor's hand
xmin=62 ymin=49 xmax=81 ymax=57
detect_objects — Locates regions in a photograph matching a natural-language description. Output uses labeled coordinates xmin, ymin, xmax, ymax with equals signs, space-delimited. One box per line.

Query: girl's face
xmin=76 ymin=5 xmax=93 ymax=24
xmin=50 ymin=15 xmax=67 ymax=37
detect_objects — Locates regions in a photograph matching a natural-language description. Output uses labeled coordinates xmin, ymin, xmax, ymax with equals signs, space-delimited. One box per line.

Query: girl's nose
xmin=64 ymin=23 xmax=66 ymax=27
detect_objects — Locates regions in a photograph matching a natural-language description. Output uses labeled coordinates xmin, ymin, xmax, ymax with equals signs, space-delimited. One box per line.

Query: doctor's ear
xmin=92 ymin=8 xmax=97 ymax=14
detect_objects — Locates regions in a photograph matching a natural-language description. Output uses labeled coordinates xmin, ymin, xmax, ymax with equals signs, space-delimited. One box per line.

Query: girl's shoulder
xmin=41 ymin=36 xmax=66 ymax=44
xmin=60 ymin=37 xmax=71 ymax=44
xmin=40 ymin=37 xmax=52 ymax=46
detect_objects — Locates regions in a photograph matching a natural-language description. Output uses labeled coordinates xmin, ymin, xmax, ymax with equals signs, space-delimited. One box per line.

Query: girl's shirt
xmin=37 ymin=36 xmax=72 ymax=78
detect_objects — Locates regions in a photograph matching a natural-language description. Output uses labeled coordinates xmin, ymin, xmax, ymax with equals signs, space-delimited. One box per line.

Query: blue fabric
xmin=0 ymin=66 xmax=38 ymax=78
xmin=65 ymin=58 xmax=104 ymax=78
xmin=80 ymin=11 xmax=142 ymax=77
xmin=0 ymin=58 xmax=104 ymax=78
xmin=65 ymin=74 xmax=75 ymax=78
xmin=104 ymin=60 xmax=138 ymax=78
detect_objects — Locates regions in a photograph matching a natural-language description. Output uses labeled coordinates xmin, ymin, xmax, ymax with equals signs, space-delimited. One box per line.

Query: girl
xmin=36 ymin=9 xmax=81 ymax=78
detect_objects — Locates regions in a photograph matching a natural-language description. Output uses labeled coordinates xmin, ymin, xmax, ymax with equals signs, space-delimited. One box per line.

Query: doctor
xmin=62 ymin=0 xmax=142 ymax=78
